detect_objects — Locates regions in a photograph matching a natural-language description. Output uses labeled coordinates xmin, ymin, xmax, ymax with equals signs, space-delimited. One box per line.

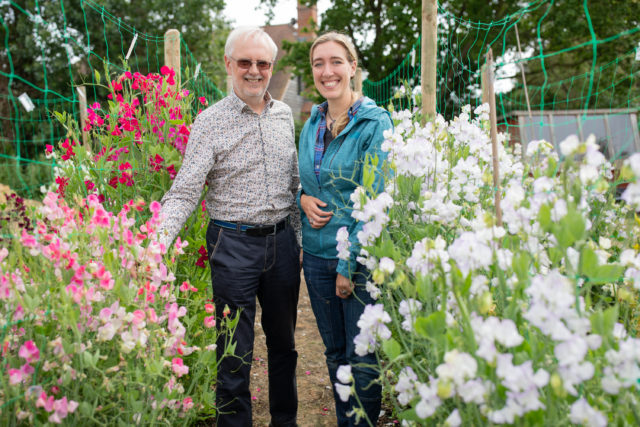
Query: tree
xmin=263 ymin=0 xmax=640 ymax=117
xmin=1 ymin=0 xmax=229 ymax=105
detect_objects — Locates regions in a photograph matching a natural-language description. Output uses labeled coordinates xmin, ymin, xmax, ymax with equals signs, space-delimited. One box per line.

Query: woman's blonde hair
xmin=310 ymin=32 xmax=359 ymax=137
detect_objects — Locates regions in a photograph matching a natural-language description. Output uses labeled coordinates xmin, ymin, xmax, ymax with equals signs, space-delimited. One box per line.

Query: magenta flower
xmin=18 ymin=340 xmax=40 ymax=363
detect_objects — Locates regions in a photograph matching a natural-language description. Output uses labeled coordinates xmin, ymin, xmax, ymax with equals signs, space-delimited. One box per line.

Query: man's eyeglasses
xmin=229 ymin=56 xmax=273 ymax=70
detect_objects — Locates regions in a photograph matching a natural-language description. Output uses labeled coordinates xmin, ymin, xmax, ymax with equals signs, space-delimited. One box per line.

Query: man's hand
xmin=336 ymin=273 xmax=354 ymax=299
xmin=301 ymin=194 xmax=333 ymax=229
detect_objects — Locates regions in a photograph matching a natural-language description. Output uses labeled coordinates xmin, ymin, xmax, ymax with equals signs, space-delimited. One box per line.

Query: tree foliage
xmin=263 ymin=0 xmax=640 ymax=114
xmin=1 ymin=0 xmax=229 ymax=100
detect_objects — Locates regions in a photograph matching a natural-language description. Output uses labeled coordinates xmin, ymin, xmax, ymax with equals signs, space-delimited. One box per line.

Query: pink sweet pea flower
xmin=8 ymin=368 xmax=24 ymax=385
xmin=171 ymin=357 xmax=189 ymax=377
xmin=183 ymin=397 xmax=194 ymax=410
xmin=20 ymin=229 xmax=37 ymax=248
xmin=204 ymin=303 xmax=215 ymax=314
xmin=18 ymin=340 xmax=40 ymax=363
xmin=36 ymin=392 xmax=55 ymax=412
xmin=204 ymin=316 xmax=216 ymax=328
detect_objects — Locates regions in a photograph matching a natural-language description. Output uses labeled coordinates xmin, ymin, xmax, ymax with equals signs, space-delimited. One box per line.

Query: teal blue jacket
xmin=297 ymin=97 xmax=392 ymax=279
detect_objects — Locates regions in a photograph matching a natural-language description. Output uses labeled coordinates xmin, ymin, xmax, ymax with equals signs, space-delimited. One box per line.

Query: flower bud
xmin=372 ymin=269 xmax=385 ymax=285
xmin=478 ymin=292 xmax=493 ymax=315
xmin=550 ymin=372 xmax=565 ymax=397
xmin=437 ymin=380 xmax=453 ymax=399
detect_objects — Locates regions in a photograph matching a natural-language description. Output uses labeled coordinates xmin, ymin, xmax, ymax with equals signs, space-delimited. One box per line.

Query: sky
xmin=223 ymin=0 xmax=330 ymax=27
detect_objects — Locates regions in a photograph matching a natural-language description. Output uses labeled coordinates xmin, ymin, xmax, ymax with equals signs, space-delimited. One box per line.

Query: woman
xmin=297 ymin=32 xmax=392 ymax=426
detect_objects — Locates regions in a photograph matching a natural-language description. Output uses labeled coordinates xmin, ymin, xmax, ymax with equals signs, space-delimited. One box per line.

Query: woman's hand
xmin=301 ymin=194 xmax=333 ymax=229
xmin=336 ymin=273 xmax=354 ymax=299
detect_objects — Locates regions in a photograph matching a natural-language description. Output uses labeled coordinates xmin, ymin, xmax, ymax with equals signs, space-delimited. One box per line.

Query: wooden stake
xmin=164 ymin=29 xmax=181 ymax=87
xmin=77 ymin=85 xmax=89 ymax=146
xmin=421 ymin=0 xmax=437 ymax=122
xmin=485 ymin=48 xmax=502 ymax=226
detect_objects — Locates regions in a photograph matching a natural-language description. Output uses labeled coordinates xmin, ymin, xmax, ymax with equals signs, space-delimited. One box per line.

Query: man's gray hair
xmin=225 ymin=26 xmax=278 ymax=61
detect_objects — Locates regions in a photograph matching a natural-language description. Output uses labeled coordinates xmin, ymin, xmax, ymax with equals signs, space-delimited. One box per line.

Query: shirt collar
xmin=228 ymin=90 xmax=274 ymax=114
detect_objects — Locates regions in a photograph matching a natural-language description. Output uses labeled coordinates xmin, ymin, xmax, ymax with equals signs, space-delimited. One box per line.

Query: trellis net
xmin=0 ymin=0 xmax=224 ymax=199
xmin=363 ymin=0 xmax=640 ymax=172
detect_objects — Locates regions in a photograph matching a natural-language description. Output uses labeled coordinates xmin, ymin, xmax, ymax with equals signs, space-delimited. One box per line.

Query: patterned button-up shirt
xmin=158 ymin=91 xmax=301 ymax=247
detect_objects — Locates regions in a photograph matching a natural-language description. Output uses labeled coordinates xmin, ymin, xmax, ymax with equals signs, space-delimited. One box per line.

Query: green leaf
xmin=79 ymin=401 xmax=93 ymax=418
xmin=513 ymin=252 xmax=531 ymax=281
xmin=579 ymin=246 xmax=599 ymax=278
xmin=94 ymin=69 xmax=101 ymax=85
xmin=590 ymin=305 xmax=619 ymax=337
xmin=538 ymin=204 xmax=552 ymax=232
xmin=591 ymin=264 xmax=625 ymax=285
xmin=414 ymin=311 xmax=446 ymax=339
xmin=398 ymin=408 xmax=421 ymax=422
xmin=382 ymin=338 xmax=402 ymax=360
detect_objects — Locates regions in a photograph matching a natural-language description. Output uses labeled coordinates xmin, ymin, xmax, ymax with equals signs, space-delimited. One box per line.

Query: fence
xmin=0 ymin=0 xmax=225 ymax=199
xmin=362 ymin=0 xmax=640 ymax=167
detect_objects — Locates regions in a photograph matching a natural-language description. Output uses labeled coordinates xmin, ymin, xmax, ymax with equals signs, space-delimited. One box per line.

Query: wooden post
xmin=485 ymin=48 xmax=502 ymax=226
xmin=481 ymin=64 xmax=490 ymax=105
xmin=226 ymin=76 xmax=233 ymax=95
xmin=353 ymin=67 xmax=363 ymax=94
xmin=421 ymin=0 xmax=437 ymax=122
xmin=77 ymin=85 xmax=89 ymax=146
xmin=164 ymin=29 xmax=181 ymax=87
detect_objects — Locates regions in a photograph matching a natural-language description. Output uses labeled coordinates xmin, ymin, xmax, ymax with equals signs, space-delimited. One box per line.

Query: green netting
xmin=0 ymin=0 xmax=225 ymax=199
xmin=363 ymin=0 xmax=640 ymax=165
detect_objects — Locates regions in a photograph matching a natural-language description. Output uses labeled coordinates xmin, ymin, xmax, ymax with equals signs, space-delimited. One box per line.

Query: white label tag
xmin=18 ymin=93 xmax=35 ymax=112
xmin=76 ymin=86 xmax=85 ymax=99
xmin=194 ymin=63 xmax=201 ymax=79
xmin=125 ymin=33 xmax=138 ymax=60
xmin=411 ymin=48 xmax=416 ymax=68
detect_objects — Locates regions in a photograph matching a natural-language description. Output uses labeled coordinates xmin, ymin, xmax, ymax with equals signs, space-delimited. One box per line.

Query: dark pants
xmin=207 ymin=220 xmax=300 ymax=427
xmin=302 ymin=252 xmax=381 ymax=427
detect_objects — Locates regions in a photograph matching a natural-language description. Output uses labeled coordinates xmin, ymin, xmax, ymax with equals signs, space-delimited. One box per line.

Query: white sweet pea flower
xmin=353 ymin=304 xmax=392 ymax=356
xmin=444 ymin=409 xmax=461 ymax=427
xmin=398 ymin=299 xmax=423 ymax=332
xmin=336 ymin=365 xmax=353 ymax=384
xmin=378 ymin=257 xmax=395 ymax=274
xmin=395 ymin=367 xmax=418 ymax=406
xmin=569 ymin=397 xmax=607 ymax=427
xmin=559 ymin=134 xmax=580 ymax=156
xmin=334 ymin=383 xmax=352 ymax=402
xmin=365 ymin=281 xmax=381 ymax=300
xmin=336 ymin=227 xmax=351 ymax=261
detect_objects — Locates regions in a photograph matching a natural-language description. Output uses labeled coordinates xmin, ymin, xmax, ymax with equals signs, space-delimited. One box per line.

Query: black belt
xmin=213 ymin=217 xmax=288 ymax=237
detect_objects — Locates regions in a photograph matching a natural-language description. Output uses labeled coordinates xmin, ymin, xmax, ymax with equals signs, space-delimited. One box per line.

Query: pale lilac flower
xmin=444 ymin=409 xmax=462 ymax=427
xmin=395 ymin=367 xmax=418 ymax=406
xmin=569 ymin=397 xmax=607 ymax=427
xmin=365 ymin=281 xmax=381 ymax=300
xmin=354 ymin=304 xmax=392 ymax=356
xmin=415 ymin=381 xmax=441 ymax=419
xmin=447 ymin=232 xmax=492 ymax=276
xmin=398 ymin=298 xmax=423 ymax=332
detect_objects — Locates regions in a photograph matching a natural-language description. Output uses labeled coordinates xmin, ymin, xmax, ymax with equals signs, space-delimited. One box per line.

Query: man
xmin=158 ymin=26 xmax=301 ymax=427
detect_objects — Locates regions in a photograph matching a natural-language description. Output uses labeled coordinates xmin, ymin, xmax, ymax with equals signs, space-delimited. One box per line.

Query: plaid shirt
xmin=313 ymin=98 xmax=363 ymax=182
